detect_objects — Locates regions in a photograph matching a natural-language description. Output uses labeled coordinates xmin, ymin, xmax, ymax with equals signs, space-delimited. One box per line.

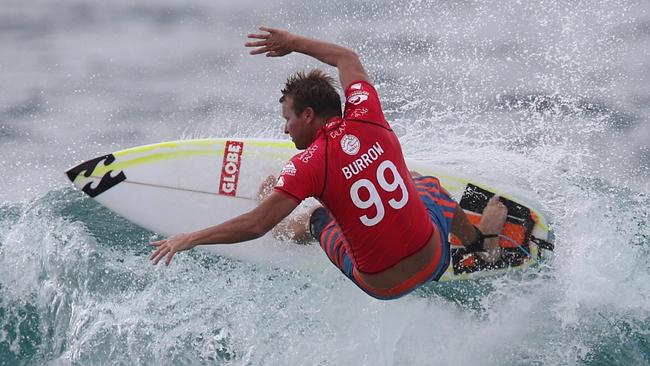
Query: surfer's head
xmin=279 ymin=69 xmax=342 ymax=149
xmin=280 ymin=69 xmax=342 ymax=120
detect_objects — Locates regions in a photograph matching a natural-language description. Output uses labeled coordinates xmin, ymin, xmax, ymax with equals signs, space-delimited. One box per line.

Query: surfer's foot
xmin=476 ymin=196 xmax=507 ymax=263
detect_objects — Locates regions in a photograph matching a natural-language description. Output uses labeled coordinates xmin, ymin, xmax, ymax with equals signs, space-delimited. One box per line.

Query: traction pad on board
xmin=450 ymin=184 xmax=537 ymax=275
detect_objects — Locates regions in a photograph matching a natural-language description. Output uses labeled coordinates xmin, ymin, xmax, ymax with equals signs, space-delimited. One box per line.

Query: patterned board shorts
xmin=309 ymin=176 xmax=457 ymax=300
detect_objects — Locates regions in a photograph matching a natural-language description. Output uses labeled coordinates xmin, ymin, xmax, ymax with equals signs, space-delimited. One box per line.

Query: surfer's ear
xmin=301 ymin=107 xmax=315 ymax=123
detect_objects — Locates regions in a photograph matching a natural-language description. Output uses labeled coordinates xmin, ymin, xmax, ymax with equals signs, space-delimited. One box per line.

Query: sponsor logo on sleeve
xmin=350 ymin=82 xmax=362 ymax=90
xmin=348 ymin=107 xmax=369 ymax=118
xmin=347 ymin=90 xmax=369 ymax=105
xmin=219 ymin=140 xmax=244 ymax=196
xmin=299 ymin=144 xmax=319 ymax=163
xmin=275 ymin=176 xmax=285 ymax=187
xmin=340 ymin=134 xmax=361 ymax=155
xmin=281 ymin=161 xmax=297 ymax=176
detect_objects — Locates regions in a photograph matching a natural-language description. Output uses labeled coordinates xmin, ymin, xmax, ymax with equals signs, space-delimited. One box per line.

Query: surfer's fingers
xmin=149 ymin=246 xmax=161 ymax=260
xmin=150 ymin=249 xmax=162 ymax=264
xmin=149 ymin=242 xmax=167 ymax=257
xmin=151 ymin=245 xmax=170 ymax=264
xmin=165 ymin=250 xmax=177 ymax=266
xmin=258 ymin=26 xmax=279 ymax=34
xmin=148 ymin=239 xmax=165 ymax=247
xmin=249 ymin=46 xmax=271 ymax=55
xmin=247 ymin=32 xmax=270 ymax=40
xmin=244 ymin=40 xmax=269 ymax=47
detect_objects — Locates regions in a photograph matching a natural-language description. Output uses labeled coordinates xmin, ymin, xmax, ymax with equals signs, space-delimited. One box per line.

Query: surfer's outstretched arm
xmin=149 ymin=192 xmax=299 ymax=266
xmin=245 ymin=26 xmax=369 ymax=90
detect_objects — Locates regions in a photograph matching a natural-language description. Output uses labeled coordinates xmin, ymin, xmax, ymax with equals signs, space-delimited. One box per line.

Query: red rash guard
xmin=274 ymin=81 xmax=434 ymax=274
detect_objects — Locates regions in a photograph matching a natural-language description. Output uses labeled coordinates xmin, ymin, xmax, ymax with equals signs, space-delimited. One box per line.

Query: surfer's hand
xmin=245 ymin=26 xmax=295 ymax=57
xmin=149 ymin=233 xmax=196 ymax=266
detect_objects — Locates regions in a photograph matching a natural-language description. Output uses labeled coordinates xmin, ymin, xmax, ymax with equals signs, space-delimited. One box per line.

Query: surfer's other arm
xmin=245 ymin=26 xmax=369 ymax=90
xmin=149 ymin=192 xmax=299 ymax=266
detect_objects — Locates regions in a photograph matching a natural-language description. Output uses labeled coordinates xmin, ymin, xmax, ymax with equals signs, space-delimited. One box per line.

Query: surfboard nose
xmin=65 ymin=154 xmax=127 ymax=197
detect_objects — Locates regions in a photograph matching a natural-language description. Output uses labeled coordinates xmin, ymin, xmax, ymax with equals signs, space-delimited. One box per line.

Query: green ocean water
xmin=0 ymin=182 xmax=648 ymax=364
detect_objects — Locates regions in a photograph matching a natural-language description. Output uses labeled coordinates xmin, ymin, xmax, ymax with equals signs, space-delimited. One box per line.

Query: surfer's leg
xmin=413 ymin=176 xmax=456 ymax=281
xmin=312 ymin=211 xmax=356 ymax=278
xmin=413 ymin=176 xmax=456 ymax=235
xmin=450 ymin=196 xmax=507 ymax=263
xmin=412 ymin=174 xmax=506 ymax=263
xmin=310 ymin=208 xmax=419 ymax=300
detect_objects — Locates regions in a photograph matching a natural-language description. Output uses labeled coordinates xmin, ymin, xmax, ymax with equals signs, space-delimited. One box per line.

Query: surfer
xmin=150 ymin=27 xmax=508 ymax=299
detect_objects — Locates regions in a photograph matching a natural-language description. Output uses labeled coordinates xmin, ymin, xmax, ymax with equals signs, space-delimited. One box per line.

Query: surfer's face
xmin=281 ymin=97 xmax=314 ymax=150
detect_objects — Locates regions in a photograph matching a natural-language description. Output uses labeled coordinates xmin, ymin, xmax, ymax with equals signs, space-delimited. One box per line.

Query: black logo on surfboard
xmin=65 ymin=154 xmax=127 ymax=198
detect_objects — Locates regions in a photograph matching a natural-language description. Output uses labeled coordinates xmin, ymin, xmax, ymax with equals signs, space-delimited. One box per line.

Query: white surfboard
xmin=65 ymin=138 xmax=553 ymax=281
